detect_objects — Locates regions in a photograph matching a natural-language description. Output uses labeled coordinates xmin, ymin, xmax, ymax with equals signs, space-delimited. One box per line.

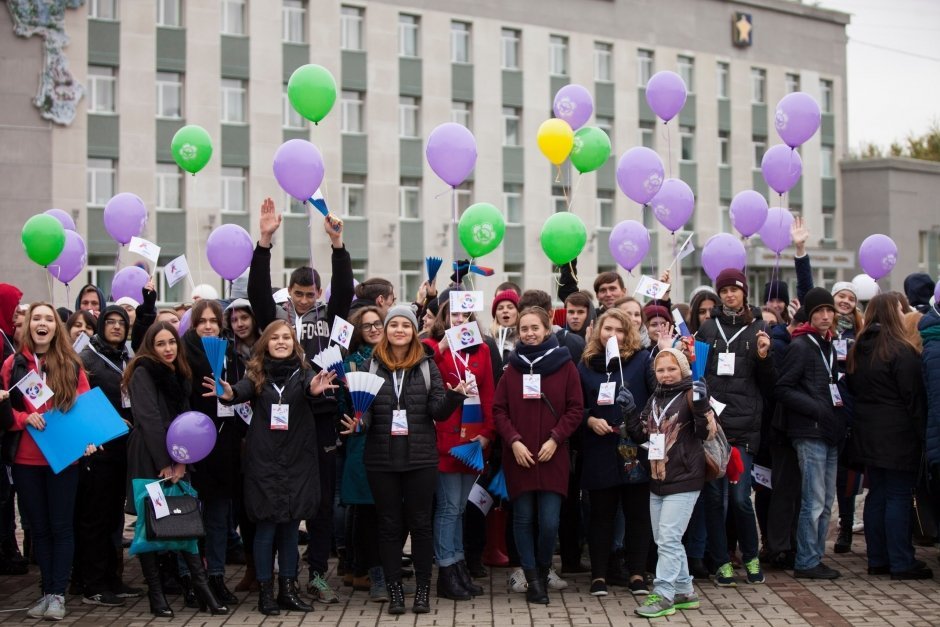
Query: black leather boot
xmin=455 ymin=561 xmax=484 ymax=596
xmin=538 ymin=566 xmax=550 ymax=599
xmin=258 ymin=580 xmax=279 ymax=615
xmin=413 ymin=581 xmax=430 ymax=614
xmin=208 ymin=574 xmax=238 ymax=605
xmin=181 ymin=553 xmax=229 ymax=615
xmin=139 ymin=553 xmax=173 ymax=618
xmin=524 ymin=569 xmax=548 ymax=604
xmin=179 ymin=575 xmax=199 ymax=608
xmin=436 ymin=564 xmax=471 ymax=600
xmin=387 ymin=581 xmax=406 ymax=615
xmin=466 ymin=553 xmax=488 ymax=578
xmin=277 ymin=577 xmax=313 ymax=612
xmin=834 ymin=526 xmax=852 ymax=554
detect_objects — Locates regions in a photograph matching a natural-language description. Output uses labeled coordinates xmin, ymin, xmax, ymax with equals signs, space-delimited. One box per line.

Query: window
xmin=820 ymin=145 xmax=834 ymax=178
xmin=221 ymin=167 xmax=247 ymax=213
xmin=157 ymin=0 xmax=180 ymax=27
xmin=399 ymin=179 xmax=421 ymax=219
xmin=87 ymin=158 xmax=115 ymax=206
xmin=155 ymin=163 xmax=182 ymax=210
xmin=822 ymin=206 xmax=835 ymax=242
xmin=399 ymin=96 xmax=420 ymax=138
xmin=820 ymin=79 xmax=833 ymax=113
xmin=785 ymin=72 xmax=800 ymax=94
xmin=720 ymin=205 xmax=731 ymax=233
xmin=716 ymin=62 xmax=729 ymax=99
xmin=341 ymin=5 xmax=363 ymax=51
xmin=680 ymin=126 xmax=694 ymax=162
xmin=221 ymin=0 xmax=246 ymax=35
xmin=639 ymin=121 xmax=655 ymax=149
xmin=89 ymin=0 xmax=117 ymax=20
xmin=596 ymin=191 xmax=614 ymax=229
xmin=596 ymin=115 xmax=613 ymax=151
xmin=87 ymin=66 xmax=116 ymax=113
xmin=283 ymin=85 xmax=307 ymax=129
xmin=451 ymin=21 xmax=471 ymax=63
xmin=221 ymin=79 xmax=247 ymax=123
xmin=504 ymin=263 xmax=524 ymax=290
xmin=502 ymin=106 xmax=520 ymax=146
xmin=501 ymin=28 xmax=520 ymax=69
xmin=155 ymin=71 xmax=182 ymax=119
xmin=549 ymin=35 xmax=568 ymax=76
xmin=752 ymin=136 xmax=766 ymax=169
xmin=283 ymin=0 xmax=306 ymax=43
xmin=342 ymin=175 xmax=365 ymax=217
xmin=455 ymin=185 xmax=472 ymax=215
xmin=594 ymin=42 xmax=612 ymax=82
xmin=637 ymin=49 xmax=654 ymax=86
xmin=677 ymin=55 xmax=694 ymax=93
xmin=451 ymin=101 xmax=471 ymax=130
xmin=341 ymin=90 xmax=363 ymax=133
xmin=751 ymin=67 xmax=766 ymax=104
xmin=399 ymin=14 xmax=419 ymax=57
xmin=718 ymin=130 xmax=730 ymax=166
xmin=284 ymin=193 xmax=305 ymax=215
xmin=503 ymin=183 xmax=522 ymax=224
xmin=552 ymin=191 xmax=567 ymax=214
xmin=400 ymin=262 xmax=422 ymax=306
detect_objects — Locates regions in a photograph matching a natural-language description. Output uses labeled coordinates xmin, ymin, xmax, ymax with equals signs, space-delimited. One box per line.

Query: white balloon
xmin=851 ymin=273 xmax=880 ymax=301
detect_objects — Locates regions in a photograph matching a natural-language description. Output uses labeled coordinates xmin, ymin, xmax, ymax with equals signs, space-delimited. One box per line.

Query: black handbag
xmin=144 ymin=494 xmax=205 ymax=541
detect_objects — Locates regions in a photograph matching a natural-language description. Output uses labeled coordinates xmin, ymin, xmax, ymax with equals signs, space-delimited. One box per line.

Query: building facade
xmin=1 ymin=0 xmax=851 ymax=307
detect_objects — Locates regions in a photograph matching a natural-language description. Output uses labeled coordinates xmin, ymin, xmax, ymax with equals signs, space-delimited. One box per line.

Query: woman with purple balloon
xmin=122 ymin=321 xmax=229 ymax=618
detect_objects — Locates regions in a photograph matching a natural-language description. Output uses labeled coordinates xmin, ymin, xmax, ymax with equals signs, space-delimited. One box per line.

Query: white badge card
xmin=717 ymin=353 xmax=735 ymax=376
xmin=450 ymin=290 xmax=485 ymax=313
xmin=597 ymin=382 xmax=616 ymax=406
xmin=391 ymin=409 xmax=409 ymax=436
xmin=833 ymin=339 xmax=848 ymax=361
xmin=217 ymin=399 xmax=235 ymax=417
xmin=121 ymin=390 xmax=132 ymax=409
xmin=648 ymin=433 xmax=666 ymax=460
xmin=468 ymin=483 xmax=494 ymax=515
xmin=751 ymin=464 xmax=772 ymax=489
xmin=271 ymin=404 xmax=289 ymax=430
xmin=145 ymin=481 xmax=171 ymax=520
xmin=522 ymin=374 xmax=541 ymax=399
xmin=829 ymin=383 xmax=844 ymax=407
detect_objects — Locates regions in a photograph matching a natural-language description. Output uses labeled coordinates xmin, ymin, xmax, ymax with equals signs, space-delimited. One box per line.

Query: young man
xmin=775 ymin=288 xmax=845 ymax=580
xmin=564 ymin=291 xmax=595 ymax=341
xmin=74 ymin=284 xmax=105 ymax=317
xmin=593 ymin=272 xmax=626 ymax=313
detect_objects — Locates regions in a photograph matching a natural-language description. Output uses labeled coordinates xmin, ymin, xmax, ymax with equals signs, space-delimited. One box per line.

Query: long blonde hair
xmin=582 ymin=309 xmax=641 ymax=364
xmin=20 ymin=302 xmax=83 ymax=411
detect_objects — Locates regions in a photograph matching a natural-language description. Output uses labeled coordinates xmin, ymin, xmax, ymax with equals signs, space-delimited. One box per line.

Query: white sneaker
xmin=26 ymin=595 xmax=49 ymax=619
xmin=44 ymin=594 xmax=66 ymax=621
xmin=508 ymin=568 xmax=527 ymax=593
xmin=852 ymin=522 xmax=864 ymax=534
xmin=547 ymin=568 xmax=568 ymax=590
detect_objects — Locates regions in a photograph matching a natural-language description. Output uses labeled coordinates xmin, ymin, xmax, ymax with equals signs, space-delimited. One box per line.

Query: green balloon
xmin=540 ymin=212 xmax=587 ymax=266
xmin=288 ymin=64 xmax=337 ymax=124
xmin=22 ymin=214 xmax=66 ymax=267
xmin=458 ymin=203 xmax=506 ymax=258
xmin=171 ymin=125 xmax=213 ymax=174
xmin=570 ymin=126 xmax=612 ymax=174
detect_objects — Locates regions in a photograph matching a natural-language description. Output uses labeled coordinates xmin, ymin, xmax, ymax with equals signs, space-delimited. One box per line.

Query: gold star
xmin=736 ymin=15 xmax=752 ymax=42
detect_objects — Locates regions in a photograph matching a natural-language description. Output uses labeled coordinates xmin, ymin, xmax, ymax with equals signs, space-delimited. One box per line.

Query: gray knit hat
xmin=384 ymin=304 xmax=419 ymax=329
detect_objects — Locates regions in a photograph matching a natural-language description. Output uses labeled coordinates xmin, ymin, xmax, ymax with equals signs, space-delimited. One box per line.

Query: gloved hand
xmin=616 ymin=387 xmax=636 ymax=414
xmin=691 ymin=380 xmax=710 ymax=413
xmin=726 ymin=447 xmax=744 ymax=484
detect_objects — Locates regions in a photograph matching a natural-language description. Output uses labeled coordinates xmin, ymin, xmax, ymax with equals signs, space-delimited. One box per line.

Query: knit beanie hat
xmin=654 ymin=347 xmax=692 ymax=378
xmin=491 ymin=289 xmax=520 ymax=317
xmin=803 ymin=287 xmax=836 ymax=317
xmin=643 ymin=303 xmax=670 ymax=323
xmin=715 ymin=269 xmax=748 ymax=297
xmin=830 ymin=281 xmax=857 ymax=298
xmin=762 ymin=280 xmax=789 ymax=303
xmin=384 ymin=304 xmax=419 ymax=330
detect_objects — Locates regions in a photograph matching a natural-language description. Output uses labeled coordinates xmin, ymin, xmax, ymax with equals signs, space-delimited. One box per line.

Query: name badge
xmin=648 ymin=433 xmax=666 ymax=460
xmin=522 ymin=374 xmax=541 ymax=399
xmin=717 ymin=353 xmax=735 ymax=376
xmin=235 ymin=402 xmax=253 ymax=425
xmin=121 ymin=390 xmax=132 ymax=409
xmin=271 ymin=403 xmax=289 ymax=430
xmin=833 ymin=339 xmax=848 ymax=361
xmin=391 ymin=409 xmax=409 ymax=436
xmin=217 ymin=399 xmax=235 ymax=417
xmin=829 ymin=383 xmax=844 ymax=407
xmin=597 ymin=382 xmax=616 ymax=406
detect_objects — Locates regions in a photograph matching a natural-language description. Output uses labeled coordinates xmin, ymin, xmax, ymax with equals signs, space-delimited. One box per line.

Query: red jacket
xmin=423 ymin=338 xmax=496 ymax=474
xmin=493 ymin=360 xmax=583 ymax=499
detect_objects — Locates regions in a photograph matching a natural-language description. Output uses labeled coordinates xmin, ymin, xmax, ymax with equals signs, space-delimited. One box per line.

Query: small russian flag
xmin=310 ymin=188 xmax=329 ymax=217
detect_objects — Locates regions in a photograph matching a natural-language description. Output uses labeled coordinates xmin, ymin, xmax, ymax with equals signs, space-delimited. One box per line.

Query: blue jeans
xmin=650 ymin=491 xmax=699 ymax=601
xmin=512 ymin=491 xmax=562 ymax=570
xmin=683 ymin=492 xmax=707 ymax=560
xmin=13 ymin=464 xmax=79 ymax=595
xmin=864 ymin=466 xmax=918 ymax=572
xmin=704 ymin=445 xmax=759 ymax=566
xmin=792 ymin=438 xmax=838 ymax=570
xmin=202 ymin=497 xmax=230 ymax=576
xmin=254 ymin=520 xmax=300 ymax=581
xmin=433 ymin=472 xmax=476 ymax=567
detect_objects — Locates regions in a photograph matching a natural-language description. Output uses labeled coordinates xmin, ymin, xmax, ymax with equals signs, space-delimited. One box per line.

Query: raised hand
xmin=791 ymin=215 xmax=810 ymax=256
xmin=259 ymin=197 xmax=282 ymax=247
xmin=324 ymin=215 xmax=344 ymax=248
xmin=202 ymin=376 xmax=234 ymax=400
xmin=616 ymin=387 xmax=636 ymax=413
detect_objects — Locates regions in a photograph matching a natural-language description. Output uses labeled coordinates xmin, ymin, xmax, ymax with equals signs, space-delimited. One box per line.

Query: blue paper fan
xmin=426 ymin=256 xmax=443 ymax=282
xmin=488 ymin=467 xmax=509 ymax=500
xmin=692 ymin=340 xmax=710 ymax=381
xmin=449 ymin=441 xmax=484 ymax=472
xmin=201 ymin=336 xmax=228 ymax=395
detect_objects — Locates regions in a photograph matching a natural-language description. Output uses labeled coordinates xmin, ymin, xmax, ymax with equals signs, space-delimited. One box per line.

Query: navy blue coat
xmin=920 ymin=309 xmax=940 ymax=466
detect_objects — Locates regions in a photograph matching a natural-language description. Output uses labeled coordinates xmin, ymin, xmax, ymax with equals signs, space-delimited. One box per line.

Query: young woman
xmin=625 ymin=349 xmax=710 ymax=618
xmin=1 ymin=303 xmax=92 ymax=621
xmin=66 ymin=310 xmax=96 ymax=343
xmin=339 ymin=305 xmax=467 ymax=615
xmin=614 ymin=296 xmax=649 ymax=349
xmin=207 ymin=320 xmax=339 ymax=613
xmin=687 ymin=290 xmax=719 ymax=336
xmin=490 ymin=289 xmax=520 ymax=365
xmin=492 ymin=306 xmax=583 ymax=605
xmin=847 ymin=294 xmax=931 ymax=580
xmin=123 ymin=322 xmax=228 ymax=618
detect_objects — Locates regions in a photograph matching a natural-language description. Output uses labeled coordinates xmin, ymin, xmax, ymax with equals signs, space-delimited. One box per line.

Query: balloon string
xmin=665 ymin=123 xmax=673 ymax=180
xmin=65 ymin=284 xmax=71 ymax=310
xmin=567 ymin=174 xmax=584 ymax=212
xmin=45 ymin=271 xmax=54 ymax=306
xmin=452 ymin=189 xmax=459 ymax=283
xmin=742 ymin=236 xmax=750 ymax=278
xmin=568 ymin=261 xmax=580 ymax=286
xmin=554 ymin=165 xmax=562 ymax=184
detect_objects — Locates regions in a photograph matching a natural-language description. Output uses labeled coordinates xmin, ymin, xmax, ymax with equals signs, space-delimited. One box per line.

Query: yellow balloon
xmin=537 ymin=118 xmax=574 ymax=165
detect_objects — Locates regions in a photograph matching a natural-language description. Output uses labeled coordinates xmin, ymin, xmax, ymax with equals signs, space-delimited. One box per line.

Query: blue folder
xmin=27 ymin=387 xmax=130 ymax=474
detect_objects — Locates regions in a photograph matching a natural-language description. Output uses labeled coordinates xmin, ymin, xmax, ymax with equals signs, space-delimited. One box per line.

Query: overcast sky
xmin=814 ymin=0 xmax=940 ymax=152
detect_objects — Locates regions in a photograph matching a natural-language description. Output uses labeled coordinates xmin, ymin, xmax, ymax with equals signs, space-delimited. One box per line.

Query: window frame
xmin=820 ymin=145 xmax=834 ymax=179
xmin=87 ymin=158 xmax=115 ymax=207
xmin=89 ymin=0 xmax=117 ymax=20
xmin=399 ymin=179 xmax=421 ymax=220
xmin=282 ymin=86 xmax=307 ymax=130
xmin=716 ymin=61 xmax=730 ymax=100
xmin=341 ymin=90 xmax=364 ymax=134
xmin=785 ymin=72 xmax=800 ymax=94
xmin=751 ymin=67 xmax=767 ymax=104
xmin=503 ymin=183 xmax=522 ymax=225
xmin=820 ymin=79 xmax=833 ymax=113
xmin=156 ymin=0 xmax=181 ymax=27
xmin=155 ymin=163 xmax=183 ymax=211
xmin=341 ymin=177 xmax=366 ymax=218
xmin=155 ymin=71 xmax=183 ymax=120
xmin=340 ymin=5 xmax=364 ymax=51
xmin=501 ymin=28 xmax=520 ymax=70
xmin=718 ymin=130 xmax=730 ymax=167
xmin=639 ymin=122 xmax=655 ymax=150
xmin=637 ymin=49 xmax=654 ymax=87
xmin=220 ymin=78 xmax=247 ymax=124
xmin=677 ymin=55 xmax=695 ymax=93
xmin=220 ymin=166 xmax=248 ymax=214
xmin=451 ymin=101 xmax=471 ymax=130
xmin=549 ymin=35 xmax=568 ymax=77
xmin=679 ymin=125 xmax=695 ymax=163
xmin=752 ymin=136 xmax=767 ymax=170
xmin=399 ymin=14 xmax=419 ymax=58
xmin=87 ymin=65 xmax=116 ymax=114
xmin=282 ymin=0 xmax=306 ymax=44
xmin=596 ymin=193 xmax=614 ymax=229
xmin=399 ymin=96 xmax=420 ymax=139
xmin=451 ymin=21 xmax=471 ymax=64
xmin=594 ymin=42 xmax=613 ymax=83
xmin=221 ymin=0 xmax=246 ymax=36
xmin=502 ymin=106 xmax=521 ymax=147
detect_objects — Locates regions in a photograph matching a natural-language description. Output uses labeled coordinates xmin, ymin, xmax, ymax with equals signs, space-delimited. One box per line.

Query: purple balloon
xmin=645 ymin=71 xmax=687 ymax=122
xmin=45 ymin=208 xmax=76 ymax=231
xmin=207 ymin=224 xmax=253 ymax=281
xmin=47 ymin=230 xmax=86 ymax=285
xmin=104 ymin=193 xmax=148 ymax=245
xmin=426 ymin=123 xmax=477 ymax=187
xmin=178 ymin=309 xmax=192 ymax=335
xmin=775 ymin=92 xmax=821 ymax=148
xmin=761 ymin=144 xmax=803 ymax=195
xmin=166 ymin=411 xmax=217 ymax=464
xmin=729 ymin=190 xmax=769 ymax=238
xmin=758 ymin=207 xmax=794 ymax=254
xmin=701 ymin=233 xmax=747 ymax=282
xmin=858 ymin=234 xmax=898 ymax=280
xmin=111 ymin=266 xmax=149 ymax=302
xmin=608 ymin=220 xmax=650 ymax=272
xmin=935 ymin=281 xmax=940 ymax=305
xmin=553 ymin=84 xmax=594 ymax=131
xmin=649 ymin=178 xmax=694 ymax=233
xmin=273 ymin=139 xmax=325 ymax=202
xmin=616 ymin=147 xmax=665 ymax=205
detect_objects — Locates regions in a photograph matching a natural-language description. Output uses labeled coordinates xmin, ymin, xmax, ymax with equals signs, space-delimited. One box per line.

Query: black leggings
xmin=366 ymin=467 xmax=437 ymax=585
xmin=588 ymin=484 xmax=651 ymax=580
xmin=350 ymin=505 xmax=380 ymax=576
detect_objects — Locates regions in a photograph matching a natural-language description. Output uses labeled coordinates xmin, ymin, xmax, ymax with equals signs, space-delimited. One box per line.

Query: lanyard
xmin=497 ymin=327 xmax=510 ymax=355
xmin=651 ymin=392 xmax=683 ymax=428
xmin=806 ymin=335 xmax=835 ymax=382
xmin=32 ymin=353 xmax=46 ymax=383
xmin=270 ymin=369 xmax=300 ymax=403
xmin=87 ymin=343 xmax=126 ymax=375
xmin=392 ymin=370 xmax=405 ymax=407
xmin=450 ymin=348 xmax=470 ymax=380
xmin=716 ymin=321 xmax=751 ymax=352
xmin=518 ymin=347 xmax=557 ymax=375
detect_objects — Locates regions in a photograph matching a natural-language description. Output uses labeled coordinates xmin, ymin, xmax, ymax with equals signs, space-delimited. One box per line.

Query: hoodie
xmin=74 ymin=283 xmax=107 ymax=315
xmin=0 ymin=284 xmax=22 ymax=359
xmin=904 ymin=273 xmax=936 ymax=314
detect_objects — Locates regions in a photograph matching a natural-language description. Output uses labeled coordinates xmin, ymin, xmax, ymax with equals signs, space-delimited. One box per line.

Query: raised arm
xmin=247 ymin=198 xmax=282 ymax=331
xmin=791 ymin=216 xmax=815 ymax=302
xmin=324 ymin=216 xmax=354 ymax=326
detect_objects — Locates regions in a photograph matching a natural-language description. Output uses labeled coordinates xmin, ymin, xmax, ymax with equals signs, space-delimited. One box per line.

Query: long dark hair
xmin=846 ymin=293 xmax=919 ymax=373
xmin=122 ymin=322 xmax=191 ymax=391
xmin=687 ymin=290 xmax=719 ymax=335
xmin=348 ymin=306 xmax=382 ymax=353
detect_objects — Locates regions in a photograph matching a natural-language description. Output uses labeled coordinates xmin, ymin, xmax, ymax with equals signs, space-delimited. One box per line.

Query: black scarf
xmin=653 ymin=376 xmax=693 ymax=401
xmin=138 ymin=358 xmax=190 ymax=415
xmin=263 ymin=356 xmax=303 ymax=387
xmin=509 ymin=334 xmax=570 ymax=376
xmin=89 ymin=334 xmax=128 ymax=368
xmin=587 ymin=352 xmax=616 ymax=374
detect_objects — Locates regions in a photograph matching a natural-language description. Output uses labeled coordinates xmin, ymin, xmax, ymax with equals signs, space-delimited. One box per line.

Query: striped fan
xmin=488 ymin=467 xmax=509 ymax=500
xmin=426 ymin=256 xmax=443 ymax=282
xmin=313 ymin=346 xmax=346 ymax=382
xmin=345 ymin=371 xmax=384 ymax=433
xmin=201 ymin=336 xmax=228 ymax=395
xmin=692 ymin=341 xmax=711 ymax=381
xmin=449 ymin=441 xmax=484 ymax=472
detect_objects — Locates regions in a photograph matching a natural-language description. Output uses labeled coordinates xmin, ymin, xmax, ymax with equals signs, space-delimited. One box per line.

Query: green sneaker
xmin=634 ymin=594 xmax=675 ymax=618
xmin=713 ymin=562 xmax=736 ymax=587
xmin=745 ymin=557 xmax=765 ymax=584
xmin=307 ymin=571 xmax=339 ymax=603
xmin=673 ymin=592 xmax=700 ymax=610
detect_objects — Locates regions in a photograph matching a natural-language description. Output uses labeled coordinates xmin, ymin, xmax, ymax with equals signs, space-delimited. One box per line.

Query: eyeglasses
xmin=360 ymin=321 xmax=384 ymax=331
xmin=104 ymin=319 xmax=127 ymax=327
